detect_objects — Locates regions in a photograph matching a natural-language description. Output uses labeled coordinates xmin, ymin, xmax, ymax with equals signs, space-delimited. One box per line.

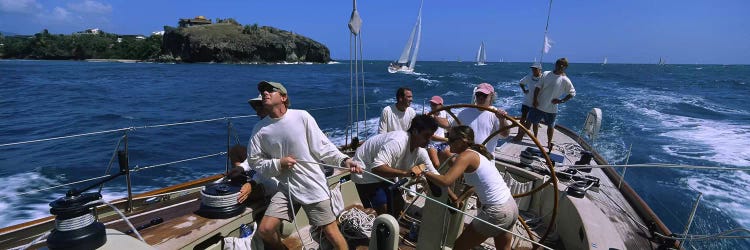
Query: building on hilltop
xmin=178 ymin=16 xmax=212 ymax=28
xmin=74 ymin=28 xmax=102 ymax=35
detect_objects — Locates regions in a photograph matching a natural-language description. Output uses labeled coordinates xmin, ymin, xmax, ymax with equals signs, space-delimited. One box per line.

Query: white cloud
xmin=49 ymin=7 xmax=73 ymax=22
xmin=0 ymin=0 xmax=41 ymax=13
xmin=67 ymin=0 xmax=112 ymax=14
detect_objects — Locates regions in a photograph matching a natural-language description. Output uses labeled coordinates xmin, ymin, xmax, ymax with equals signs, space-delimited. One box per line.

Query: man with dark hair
xmin=248 ymin=80 xmax=362 ymax=250
xmin=527 ymin=58 xmax=576 ymax=151
xmin=351 ymin=114 xmax=440 ymax=216
xmin=378 ymin=86 xmax=416 ymax=134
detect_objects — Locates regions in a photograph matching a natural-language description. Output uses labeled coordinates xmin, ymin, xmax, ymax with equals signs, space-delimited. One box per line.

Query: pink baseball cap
xmin=429 ymin=96 xmax=443 ymax=105
xmin=474 ymin=83 xmax=495 ymax=95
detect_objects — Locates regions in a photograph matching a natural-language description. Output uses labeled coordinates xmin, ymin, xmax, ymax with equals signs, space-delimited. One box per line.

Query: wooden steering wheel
xmin=427 ymin=103 xmax=560 ymax=249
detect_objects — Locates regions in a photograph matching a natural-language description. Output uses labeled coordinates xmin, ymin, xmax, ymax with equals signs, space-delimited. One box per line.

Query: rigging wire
xmin=0 ymin=152 xmax=226 ymax=200
xmin=561 ymin=163 xmax=749 ymax=172
xmin=1 ymin=105 xmax=364 ymax=149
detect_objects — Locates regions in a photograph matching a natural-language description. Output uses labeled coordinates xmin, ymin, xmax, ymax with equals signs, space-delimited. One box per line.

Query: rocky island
xmin=163 ymin=17 xmax=330 ymax=63
xmin=0 ymin=16 xmax=331 ymax=64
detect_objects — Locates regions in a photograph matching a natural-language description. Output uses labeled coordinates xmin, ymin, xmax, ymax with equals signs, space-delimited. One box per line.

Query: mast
xmin=348 ymin=0 xmax=367 ymax=142
xmin=538 ymin=0 xmax=554 ymax=66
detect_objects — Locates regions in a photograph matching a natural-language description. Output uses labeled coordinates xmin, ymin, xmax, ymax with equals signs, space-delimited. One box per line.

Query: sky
xmin=1 ymin=0 xmax=749 ymax=65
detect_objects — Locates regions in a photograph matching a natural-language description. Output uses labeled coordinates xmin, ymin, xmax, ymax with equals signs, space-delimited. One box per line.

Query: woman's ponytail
xmin=468 ymin=143 xmax=493 ymax=160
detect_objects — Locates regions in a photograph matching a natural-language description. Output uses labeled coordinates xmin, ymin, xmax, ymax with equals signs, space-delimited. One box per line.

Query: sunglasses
xmin=260 ymin=87 xmax=280 ymax=93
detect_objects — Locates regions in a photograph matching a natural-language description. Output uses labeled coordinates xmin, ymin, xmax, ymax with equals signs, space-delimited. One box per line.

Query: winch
xmin=46 ymin=150 xmax=132 ymax=249
xmin=196 ymin=182 xmax=246 ymax=219
xmin=47 ymin=191 xmax=106 ymax=250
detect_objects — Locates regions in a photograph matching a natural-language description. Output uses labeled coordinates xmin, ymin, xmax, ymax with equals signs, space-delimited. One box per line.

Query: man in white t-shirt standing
xmin=513 ymin=62 xmax=550 ymax=142
xmin=247 ymin=80 xmax=362 ymax=250
xmin=379 ymin=87 xmax=416 ymax=134
xmin=527 ymin=58 xmax=576 ymax=152
xmin=454 ymin=83 xmax=510 ymax=153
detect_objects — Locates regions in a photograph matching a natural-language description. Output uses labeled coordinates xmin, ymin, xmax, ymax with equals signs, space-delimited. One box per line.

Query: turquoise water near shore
xmin=1 ymin=60 xmax=748 ymax=248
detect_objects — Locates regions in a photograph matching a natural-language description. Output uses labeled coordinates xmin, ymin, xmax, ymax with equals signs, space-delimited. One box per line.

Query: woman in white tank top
xmin=423 ymin=125 xmax=518 ymax=250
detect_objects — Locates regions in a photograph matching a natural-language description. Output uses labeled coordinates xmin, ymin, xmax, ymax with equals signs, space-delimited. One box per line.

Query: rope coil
xmin=200 ymin=190 xmax=240 ymax=208
xmin=55 ymin=213 xmax=95 ymax=231
xmin=338 ymin=207 xmax=375 ymax=239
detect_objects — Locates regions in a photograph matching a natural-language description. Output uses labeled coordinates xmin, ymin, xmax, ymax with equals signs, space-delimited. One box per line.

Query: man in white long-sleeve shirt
xmin=247 ymin=81 xmax=361 ymax=250
xmin=378 ymin=87 xmax=416 ymax=134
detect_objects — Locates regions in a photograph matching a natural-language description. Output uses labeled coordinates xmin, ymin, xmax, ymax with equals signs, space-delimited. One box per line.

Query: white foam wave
xmin=661 ymin=119 xmax=750 ymax=166
xmin=625 ymin=88 xmax=748 ymax=115
xmin=0 ymin=172 xmax=64 ymax=228
xmin=416 ymin=77 xmax=440 ymax=85
xmin=621 ymin=89 xmax=750 ymax=166
xmin=442 ymin=91 xmax=461 ymax=97
xmin=685 ymin=171 xmax=750 ymax=227
xmin=0 ymin=171 xmax=158 ymax=228
xmin=326 ymin=116 xmax=381 ymax=146
xmin=450 ymin=72 xmax=470 ymax=79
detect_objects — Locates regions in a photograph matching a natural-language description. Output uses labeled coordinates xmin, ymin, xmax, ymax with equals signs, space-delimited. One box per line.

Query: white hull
xmin=388 ymin=65 xmax=414 ymax=74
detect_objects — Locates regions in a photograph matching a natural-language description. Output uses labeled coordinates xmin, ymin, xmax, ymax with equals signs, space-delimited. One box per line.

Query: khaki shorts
xmin=264 ymin=192 xmax=336 ymax=227
xmin=471 ymin=199 xmax=519 ymax=237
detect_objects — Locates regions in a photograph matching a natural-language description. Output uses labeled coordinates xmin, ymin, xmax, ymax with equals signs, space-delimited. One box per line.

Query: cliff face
xmin=162 ymin=23 xmax=330 ymax=63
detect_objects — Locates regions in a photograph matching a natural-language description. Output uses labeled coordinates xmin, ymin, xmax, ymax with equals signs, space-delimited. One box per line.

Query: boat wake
xmin=685 ymin=171 xmax=750 ymax=228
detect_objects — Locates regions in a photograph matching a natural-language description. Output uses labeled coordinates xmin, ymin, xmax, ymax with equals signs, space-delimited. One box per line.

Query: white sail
xmin=388 ymin=0 xmax=423 ymax=74
xmin=397 ymin=24 xmax=416 ymax=64
xmin=603 ymin=57 xmax=608 ymax=65
xmin=408 ymin=9 xmax=422 ymax=70
xmin=476 ymin=41 xmax=487 ymax=66
xmin=658 ymin=57 xmax=665 ymax=65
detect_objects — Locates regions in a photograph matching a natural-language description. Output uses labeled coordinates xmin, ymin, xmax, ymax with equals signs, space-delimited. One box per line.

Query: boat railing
xmin=0 ymin=104 xmax=364 ymax=213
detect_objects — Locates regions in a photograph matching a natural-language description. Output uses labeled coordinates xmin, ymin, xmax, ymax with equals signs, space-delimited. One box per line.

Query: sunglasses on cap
xmin=260 ymin=86 xmax=280 ymax=93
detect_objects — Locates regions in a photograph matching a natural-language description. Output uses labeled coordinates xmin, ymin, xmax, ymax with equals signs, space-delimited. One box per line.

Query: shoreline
xmin=85 ymin=59 xmax=141 ymax=63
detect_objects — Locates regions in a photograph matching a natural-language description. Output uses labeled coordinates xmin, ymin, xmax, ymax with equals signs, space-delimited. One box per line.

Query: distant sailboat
xmin=388 ymin=0 xmax=423 ymax=74
xmin=602 ymin=57 xmax=608 ymax=65
xmin=658 ymin=57 xmax=666 ymax=65
xmin=475 ymin=41 xmax=487 ymax=66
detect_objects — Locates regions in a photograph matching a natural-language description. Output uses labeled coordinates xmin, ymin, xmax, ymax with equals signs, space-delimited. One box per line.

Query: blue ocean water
xmin=1 ymin=60 xmax=748 ymax=248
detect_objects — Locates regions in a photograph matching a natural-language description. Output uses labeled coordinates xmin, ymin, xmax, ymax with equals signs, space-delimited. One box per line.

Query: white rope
xmin=200 ymin=189 xmax=240 ymax=208
xmin=287 ymin=175 xmax=309 ymax=250
xmin=131 ymin=152 xmax=226 ymax=172
xmin=338 ymin=207 xmax=375 ymax=239
xmin=18 ymin=231 xmax=49 ymax=250
xmin=99 ymin=199 xmax=145 ymax=242
xmin=55 ymin=213 xmax=96 ymax=231
xmin=295 ymin=160 xmax=553 ymax=250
